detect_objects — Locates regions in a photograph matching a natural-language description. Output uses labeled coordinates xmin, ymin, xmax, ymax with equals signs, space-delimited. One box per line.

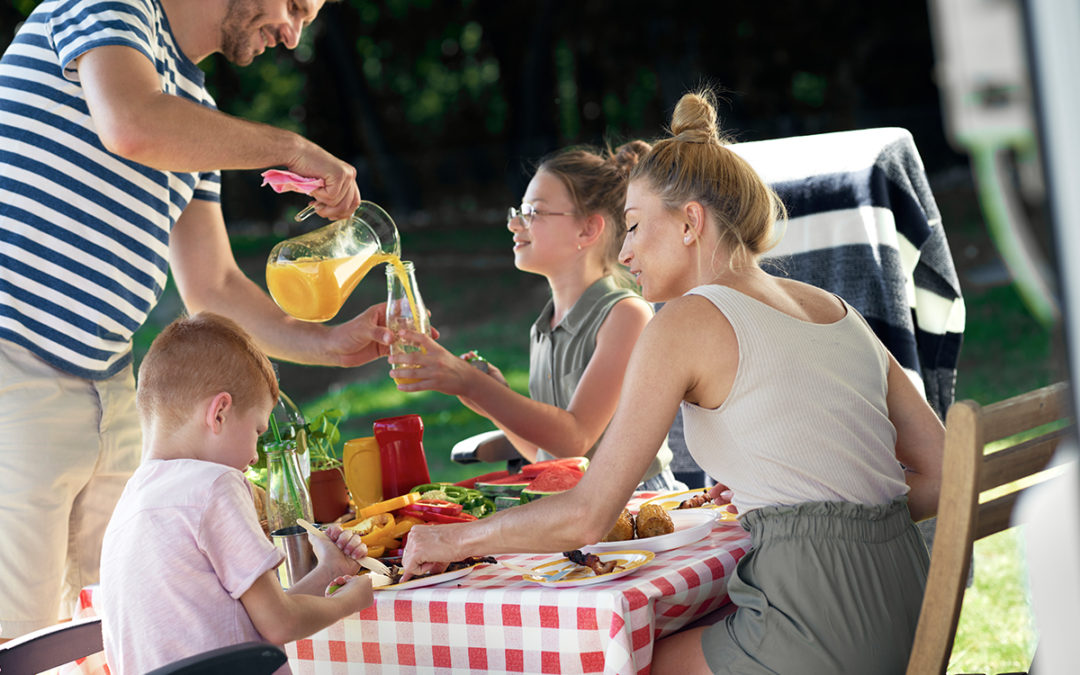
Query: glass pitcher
xmin=385 ymin=260 xmax=429 ymax=385
xmin=266 ymin=201 xmax=401 ymax=322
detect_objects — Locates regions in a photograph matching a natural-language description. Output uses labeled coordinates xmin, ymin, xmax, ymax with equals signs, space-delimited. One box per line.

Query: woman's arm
xmin=392 ymin=297 xmax=653 ymax=458
xmin=886 ymin=353 xmax=945 ymax=521
xmin=401 ymin=301 xmax=700 ymax=575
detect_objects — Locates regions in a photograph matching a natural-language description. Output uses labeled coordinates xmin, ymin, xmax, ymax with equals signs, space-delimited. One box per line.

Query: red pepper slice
xmin=410 ymin=500 xmax=464 ymax=516
xmin=399 ymin=505 xmax=478 ymax=524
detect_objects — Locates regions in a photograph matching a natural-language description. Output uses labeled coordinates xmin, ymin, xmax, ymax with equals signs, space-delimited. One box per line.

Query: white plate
xmin=375 ymin=563 xmax=486 ymax=591
xmin=582 ymin=509 xmax=719 ymax=554
xmin=522 ymin=550 xmax=654 ymax=587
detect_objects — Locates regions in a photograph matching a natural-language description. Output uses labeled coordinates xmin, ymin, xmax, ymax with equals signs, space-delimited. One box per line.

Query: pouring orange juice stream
xmin=266 ymin=254 xmax=425 ymax=385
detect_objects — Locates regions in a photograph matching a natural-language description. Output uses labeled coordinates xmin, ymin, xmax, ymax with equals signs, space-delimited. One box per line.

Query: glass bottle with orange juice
xmin=386 ymin=261 xmax=429 ymax=385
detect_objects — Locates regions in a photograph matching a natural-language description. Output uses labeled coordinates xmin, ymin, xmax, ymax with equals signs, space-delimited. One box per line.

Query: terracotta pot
xmin=309 ymin=468 xmax=350 ymax=523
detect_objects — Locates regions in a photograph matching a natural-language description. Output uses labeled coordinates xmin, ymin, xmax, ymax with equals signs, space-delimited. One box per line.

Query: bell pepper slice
xmin=342 ymin=512 xmax=394 ymax=536
xmin=410 ymin=499 xmax=464 ymax=516
xmin=399 ymin=505 xmax=479 ymax=524
xmin=356 ymin=493 xmax=421 ymax=519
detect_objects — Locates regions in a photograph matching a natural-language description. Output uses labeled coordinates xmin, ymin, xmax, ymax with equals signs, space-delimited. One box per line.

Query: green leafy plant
xmin=304 ymin=408 xmax=345 ymax=474
xmin=246 ymin=392 xmax=346 ymax=488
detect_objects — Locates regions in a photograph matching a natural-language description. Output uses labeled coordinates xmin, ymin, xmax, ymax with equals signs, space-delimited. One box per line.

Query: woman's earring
xmin=577 ymin=243 xmax=582 ymax=251
xmin=684 ymin=235 xmax=692 ymax=244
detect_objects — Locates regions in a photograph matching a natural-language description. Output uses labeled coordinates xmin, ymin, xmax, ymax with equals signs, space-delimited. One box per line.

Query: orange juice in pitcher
xmin=266 ymin=201 xmax=400 ymax=322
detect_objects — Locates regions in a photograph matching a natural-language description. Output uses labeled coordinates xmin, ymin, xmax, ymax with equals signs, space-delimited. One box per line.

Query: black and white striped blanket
xmin=668 ymin=127 xmax=965 ymax=484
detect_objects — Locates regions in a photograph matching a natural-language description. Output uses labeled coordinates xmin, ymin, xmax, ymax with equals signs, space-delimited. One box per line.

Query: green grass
xmin=950 ymin=530 xmax=1039 ymax=673
xmin=945 ymin=280 xmax=1057 ymax=674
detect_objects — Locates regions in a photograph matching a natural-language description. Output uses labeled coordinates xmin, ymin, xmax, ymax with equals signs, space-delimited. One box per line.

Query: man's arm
xmin=76 ymin=44 xmax=359 ymax=218
xmin=169 ymin=199 xmax=392 ymax=367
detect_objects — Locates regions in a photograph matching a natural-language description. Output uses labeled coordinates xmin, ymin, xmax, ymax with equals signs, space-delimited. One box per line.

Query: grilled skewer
xmin=563 ymin=549 xmax=618 ymax=575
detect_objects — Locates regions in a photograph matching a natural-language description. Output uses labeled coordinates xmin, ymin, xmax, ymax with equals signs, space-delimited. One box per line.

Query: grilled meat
xmin=563 ymin=549 xmax=617 ymax=575
xmin=676 ymin=490 xmax=711 ymax=509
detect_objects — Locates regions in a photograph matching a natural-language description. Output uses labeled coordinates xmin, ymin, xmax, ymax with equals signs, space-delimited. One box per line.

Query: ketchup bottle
xmin=373 ymin=414 xmax=432 ymax=498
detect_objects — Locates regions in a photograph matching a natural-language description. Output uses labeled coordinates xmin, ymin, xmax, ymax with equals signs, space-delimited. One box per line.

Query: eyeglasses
xmin=507 ymin=203 xmax=578 ymax=227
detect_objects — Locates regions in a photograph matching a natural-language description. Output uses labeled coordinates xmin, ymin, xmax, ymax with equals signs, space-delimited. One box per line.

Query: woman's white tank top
xmin=680 ymin=284 xmax=909 ymax=515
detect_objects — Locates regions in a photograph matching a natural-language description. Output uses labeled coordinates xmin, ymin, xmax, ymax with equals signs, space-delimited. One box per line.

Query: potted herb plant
xmin=248 ymin=392 xmax=352 ymax=524
xmin=303 ymin=408 xmax=352 ymax=523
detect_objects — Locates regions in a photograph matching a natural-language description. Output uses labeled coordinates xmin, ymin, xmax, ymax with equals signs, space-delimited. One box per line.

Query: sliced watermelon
xmin=520 ymin=457 xmax=588 ymax=477
xmin=475 ymin=475 xmax=533 ymax=499
xmin=524 ymin=466 xmax=584 ymax=493
xmin=494 ymin=496 xmax=521 ymax=511
xmin=454 ymin=469 xmax=511 ymax=489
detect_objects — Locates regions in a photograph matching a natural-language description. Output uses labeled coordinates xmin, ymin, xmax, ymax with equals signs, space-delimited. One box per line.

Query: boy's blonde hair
xmin=136 ymin=312 xmax=279 ymax=433
xmin=630 ymin=89 xmax=786 ymax=269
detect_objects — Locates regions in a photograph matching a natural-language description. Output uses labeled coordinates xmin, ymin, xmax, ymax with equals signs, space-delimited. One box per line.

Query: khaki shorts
xmin=0 ymin=339 xmax=141 ymax=639
xmin=703 ymin=497 xmax=929 ymax=674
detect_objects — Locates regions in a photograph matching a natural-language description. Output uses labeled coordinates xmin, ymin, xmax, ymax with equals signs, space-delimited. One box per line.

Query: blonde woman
xmin=402 ymin=91 xmax=943 ymax=673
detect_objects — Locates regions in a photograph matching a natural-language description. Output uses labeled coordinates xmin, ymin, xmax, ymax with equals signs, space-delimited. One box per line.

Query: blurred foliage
xmin=0 ymin=0 xmax=966 ymax=227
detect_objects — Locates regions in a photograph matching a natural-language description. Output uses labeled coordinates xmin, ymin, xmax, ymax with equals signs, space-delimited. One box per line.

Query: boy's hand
xmin=324 ymin=574 xmax=374 ymax=611
xmin=324 ymin=524 xmax=368 ymax=561
xmin=310 ymin=525 xmax=367 ymax=577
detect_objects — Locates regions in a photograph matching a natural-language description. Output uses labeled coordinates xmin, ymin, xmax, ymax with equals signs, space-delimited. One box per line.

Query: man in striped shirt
xmin=0 ymin=0 xmax=391 ymax=640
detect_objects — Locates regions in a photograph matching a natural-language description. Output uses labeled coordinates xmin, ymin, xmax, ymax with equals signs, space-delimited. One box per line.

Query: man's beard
xmin=220 ymin=0 xmax=261 ymax=65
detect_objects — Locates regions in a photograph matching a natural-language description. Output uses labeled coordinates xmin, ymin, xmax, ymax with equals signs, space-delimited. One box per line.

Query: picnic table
xmin=285 ymin=491 xmax=750 ymax=675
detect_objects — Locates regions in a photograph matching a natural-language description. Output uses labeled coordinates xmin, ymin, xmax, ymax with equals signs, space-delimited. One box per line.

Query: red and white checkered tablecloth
xmin=286 ymin=493 xmax=751 ymax=675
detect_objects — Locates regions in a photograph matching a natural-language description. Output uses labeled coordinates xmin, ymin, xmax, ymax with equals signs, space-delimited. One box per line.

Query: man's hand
xmin=322 ymin=303 xmax=394 ymax=367
xmin=287 ymin=144 xmax=361 ymax=221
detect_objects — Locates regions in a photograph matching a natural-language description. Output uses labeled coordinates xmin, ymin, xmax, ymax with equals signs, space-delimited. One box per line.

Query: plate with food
xmin=638 ymin=489 xmax=737 ymax=520
xmin=523 ymin=550 xmax=653 ymax=587
xmin=369 ymin=556 xmax=495 ymax=591
xmin=582 ymin=507 xmax=719 ymax=554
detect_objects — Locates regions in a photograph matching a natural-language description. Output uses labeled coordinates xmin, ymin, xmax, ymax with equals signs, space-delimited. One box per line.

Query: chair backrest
xmin=906 ymin=381 xmax=1072 ymax=675
xmin=143 ymin=641 xmax=288 ymax=675
xmin=0 ymin=616 xmax=103 ymax=673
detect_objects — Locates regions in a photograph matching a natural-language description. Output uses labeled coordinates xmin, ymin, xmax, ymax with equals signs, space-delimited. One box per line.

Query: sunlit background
xmin=1 ymin=2 xmax=1063 ymax=670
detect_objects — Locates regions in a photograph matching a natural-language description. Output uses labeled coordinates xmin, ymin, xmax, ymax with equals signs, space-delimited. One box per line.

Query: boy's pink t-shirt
xmin=99 ymin=458 xmax=285 ymax=674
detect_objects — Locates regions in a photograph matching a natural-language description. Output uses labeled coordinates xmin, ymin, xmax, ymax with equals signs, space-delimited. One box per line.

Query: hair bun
xmin=670 ymin=91 xmax=719 ymax=144
xmin=610 ymin=139 xmax=651 ymax=175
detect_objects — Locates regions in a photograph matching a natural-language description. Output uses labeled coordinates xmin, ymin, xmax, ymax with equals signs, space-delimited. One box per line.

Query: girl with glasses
xmin=390 ymin=142 xmax=683 ymax=491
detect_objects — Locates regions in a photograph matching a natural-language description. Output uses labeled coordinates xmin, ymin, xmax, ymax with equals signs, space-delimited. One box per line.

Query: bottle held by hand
xmin=386 ymin=260 xmax=429 ymax=385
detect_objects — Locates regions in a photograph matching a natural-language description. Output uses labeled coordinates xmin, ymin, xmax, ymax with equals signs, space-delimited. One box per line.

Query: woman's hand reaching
xmin=707 ymin=483 xmax=738 ymax=516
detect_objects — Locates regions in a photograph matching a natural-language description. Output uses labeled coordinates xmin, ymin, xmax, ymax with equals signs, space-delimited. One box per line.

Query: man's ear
xmin=578 ymin=213 xmax=606 ymax=248
xmin=204 ymin=391 xmax=233 ymax=434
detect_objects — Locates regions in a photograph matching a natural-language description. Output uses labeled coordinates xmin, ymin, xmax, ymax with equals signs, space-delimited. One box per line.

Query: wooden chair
xmin=143 ymin=641 xmax=288 ymax=675
xmin=906 ymin=381 xmax=1072 ymax=675
xmin=0 ymin=616 xmax=103 ymax=673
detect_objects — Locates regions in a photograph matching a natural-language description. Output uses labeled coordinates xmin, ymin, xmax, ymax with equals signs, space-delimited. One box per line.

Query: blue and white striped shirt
xmin=0 ymin=0 xmax=220 ymax=379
